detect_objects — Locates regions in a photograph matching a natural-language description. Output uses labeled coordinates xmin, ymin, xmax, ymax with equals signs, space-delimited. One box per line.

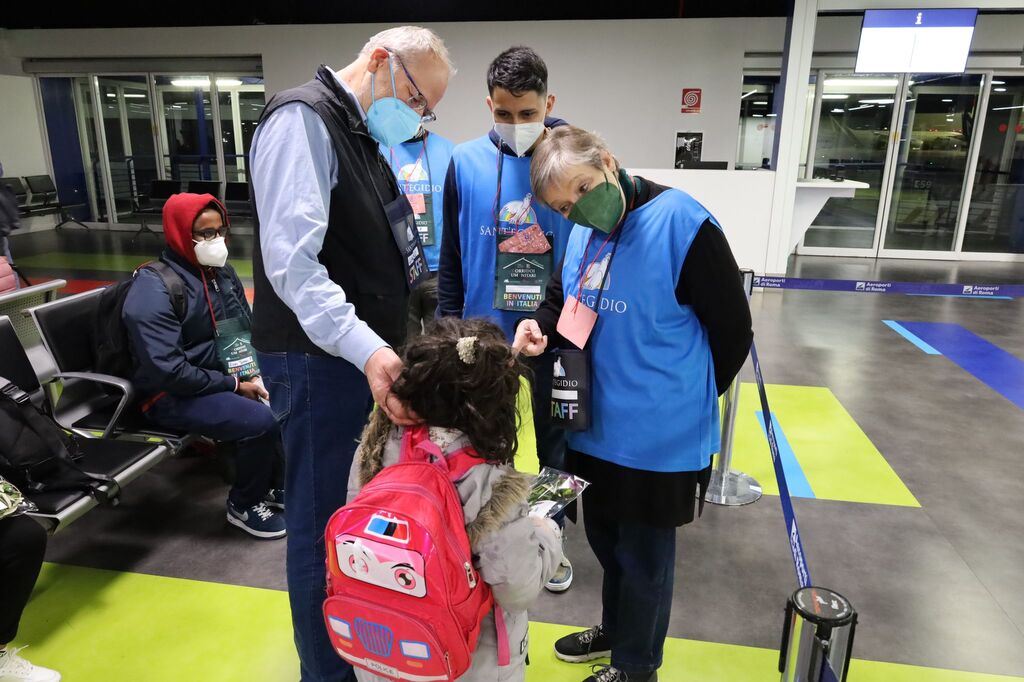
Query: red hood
xmin=162 ymin=193 xmax=229 ymax=267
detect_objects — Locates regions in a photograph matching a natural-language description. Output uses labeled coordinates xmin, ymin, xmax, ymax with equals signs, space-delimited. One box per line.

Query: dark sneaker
xmin=264 ymin=488 xmax=285 ymax=511
xmin=227 ymin=501 xmax=286 ymax=539
xmin=546 ymin=556 xmax=574 ymax=593
xmin=584 ymin=665 xmax=658 ymax=682
xmin=555 ymin=624 xmax=612 ymax=663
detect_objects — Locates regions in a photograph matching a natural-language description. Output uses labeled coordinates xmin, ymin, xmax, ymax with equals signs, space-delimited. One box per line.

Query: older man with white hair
xmin=250 ymin=26 xmax=452 ymax=682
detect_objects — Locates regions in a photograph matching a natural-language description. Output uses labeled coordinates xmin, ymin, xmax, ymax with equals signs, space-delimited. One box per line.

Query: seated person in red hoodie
xmin=122 ymin=193 xmax=285 ymax=539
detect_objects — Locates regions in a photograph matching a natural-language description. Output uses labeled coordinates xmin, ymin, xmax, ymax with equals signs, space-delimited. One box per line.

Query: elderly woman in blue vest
xmin=513 ymin=126 xmax=752 ymax=682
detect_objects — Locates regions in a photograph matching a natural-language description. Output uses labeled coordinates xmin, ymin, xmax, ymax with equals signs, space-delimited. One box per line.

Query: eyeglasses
xmin=192 ymin=226 xmax=229 ymax=241
xmin=387 ymin=48 xmax=437 ymax=124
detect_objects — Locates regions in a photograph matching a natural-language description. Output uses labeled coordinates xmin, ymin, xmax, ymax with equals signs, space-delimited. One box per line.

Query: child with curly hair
xmin=347 ymin=317 xmax=564 ymax=681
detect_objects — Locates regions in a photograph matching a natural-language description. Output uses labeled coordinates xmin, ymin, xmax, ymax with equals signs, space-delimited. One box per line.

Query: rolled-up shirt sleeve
xmin=250 ymin=102 xmax=388 ymax=372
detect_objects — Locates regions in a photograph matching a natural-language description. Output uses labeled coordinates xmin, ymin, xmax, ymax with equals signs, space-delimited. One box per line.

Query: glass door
xmin=96 ymin=75 xmax=160 ymax=220
xmin=155 ymin=75 xmax=219 ymax=189
xmin=802 ymin=74 xmax=900 ymax=250
xmin=215 ymin=76 xmax=266 ymax=183
xmin=961 ymin=76 xmax=1024 ymax=254
xmin=880 ymin=73 xmax=984 ymax=253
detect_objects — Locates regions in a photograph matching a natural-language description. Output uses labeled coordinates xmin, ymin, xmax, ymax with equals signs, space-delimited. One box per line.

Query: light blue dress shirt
xmin=250 ymin=70 xmax=388 ymax=372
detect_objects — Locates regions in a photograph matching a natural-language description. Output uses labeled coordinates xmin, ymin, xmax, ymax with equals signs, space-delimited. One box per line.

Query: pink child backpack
xmin=323 ymin=426 xmax=510 ymax=681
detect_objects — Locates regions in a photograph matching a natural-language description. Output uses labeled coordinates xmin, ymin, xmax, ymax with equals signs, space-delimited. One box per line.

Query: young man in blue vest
xmin=437 ymin=46 xmax=576 ymax=592
xmin=381 ymin=128 xmax=455 ymax=336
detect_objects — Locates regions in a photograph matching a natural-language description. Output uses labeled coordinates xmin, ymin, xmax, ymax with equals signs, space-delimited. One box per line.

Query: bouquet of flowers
xmin=527 ymin=467 xmax=590 ymax=518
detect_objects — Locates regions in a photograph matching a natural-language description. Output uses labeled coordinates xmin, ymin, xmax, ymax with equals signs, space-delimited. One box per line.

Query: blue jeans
xmin=258 ymin=351 xmax=369 ymax=682
xmin=145 ymin=390 xmax=281 ymax=508
xmin=584 ymin=511 xmax=677 ymax=674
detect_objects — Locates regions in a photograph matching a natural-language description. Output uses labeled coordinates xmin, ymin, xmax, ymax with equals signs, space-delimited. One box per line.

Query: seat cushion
xmin=72 ymin=398 xmax=189 ymax=440
xmin=26 ymin=438 xmax=159 ymax=515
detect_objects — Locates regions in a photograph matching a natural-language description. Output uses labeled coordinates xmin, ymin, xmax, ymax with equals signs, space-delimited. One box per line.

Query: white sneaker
xmin=0 ymin=647 xmax=61 ymax=682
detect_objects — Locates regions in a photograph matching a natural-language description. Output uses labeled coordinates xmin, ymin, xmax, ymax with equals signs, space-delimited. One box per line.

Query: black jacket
xmin=122 ymin=249 xmax=250 ymax=399
xmin=250 ymin=65 xmax=409 ymax=356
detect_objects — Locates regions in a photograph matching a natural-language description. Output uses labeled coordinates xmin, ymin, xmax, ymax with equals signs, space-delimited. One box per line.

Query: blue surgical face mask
xmin=366 ymin=54 xmax=422 ymax=148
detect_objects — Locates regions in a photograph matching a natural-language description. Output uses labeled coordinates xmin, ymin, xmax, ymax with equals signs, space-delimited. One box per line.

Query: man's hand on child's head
xmin=365 ymin=347 xmax=421 ymax=426
xmin=513 ymin=319 xmax=548 ymax=357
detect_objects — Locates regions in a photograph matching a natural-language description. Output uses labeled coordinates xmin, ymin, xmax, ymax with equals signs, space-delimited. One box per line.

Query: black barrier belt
xmin=752 ymin=341 xmax=841 ymax=682
xmin=754 ymin=276 xmax=1023 ymax=299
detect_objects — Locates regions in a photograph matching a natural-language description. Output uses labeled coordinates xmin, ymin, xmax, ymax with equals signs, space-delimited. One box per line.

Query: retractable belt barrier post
xmin=748 ymin=342 xmax=858 ymax=682
xmin=705 ymin=269 xmax=763 ymax=506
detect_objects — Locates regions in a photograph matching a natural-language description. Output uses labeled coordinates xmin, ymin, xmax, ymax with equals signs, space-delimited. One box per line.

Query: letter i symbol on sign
xmin=915 ymin=12 xmax=922 ymax=25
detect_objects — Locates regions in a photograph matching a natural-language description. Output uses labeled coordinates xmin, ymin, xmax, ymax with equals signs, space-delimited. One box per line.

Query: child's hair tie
xmin=456 ymin=336 xmax=478 ymax=364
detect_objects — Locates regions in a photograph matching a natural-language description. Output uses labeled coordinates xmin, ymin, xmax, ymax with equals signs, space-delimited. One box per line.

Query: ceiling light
xmin=942 ymin=99 xmax=953 ymax=102
xmin=994 ymin=88 xmax=1007 ymax=92
xmin=859 ymin=98 xmax=894 ymax=105
xmin=105 ymin=93 xmax=115 ymax=97
xmin=754 ymin=101 xmax=768 ymax=105
xmin=830 ymin=108 xmax=845 ymax=113
xmin=992 ymin=80 xmax=1005 ymax=85
xmin=216 ymin=79 xmax=242 ymax=87
xmin=124 ymin=93 xmax=146 ymax=99
xmin=825 ymin=78 xmax=898 ymax=89
xmin=171 ymin=78 xmax=209 ymax=87
xmin=753 ymin=114 xmax=764 ymax=118
xmin=848 ymin=104 xmax=875 ymax=111
xmin=766 ymin=113 xmax=777 ymax=117
xmin=992 ymin=104 xmax=1023 ymax=111
xmin=821 ymin=94 xmax=849 ymax=100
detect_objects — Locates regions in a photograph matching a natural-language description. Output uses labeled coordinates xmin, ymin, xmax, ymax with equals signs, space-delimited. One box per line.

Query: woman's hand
xmin=513 ymin=319 xmax=548 ymax=357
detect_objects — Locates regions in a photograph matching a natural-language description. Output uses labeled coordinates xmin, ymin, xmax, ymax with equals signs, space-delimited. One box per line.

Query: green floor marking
xmin=15 ymin=565 xmax=1019 ymax=681
xmin=15 ymin=252 xmax=253 ymax=278
xmin=729 ymin=383 xmax=919 ymax=507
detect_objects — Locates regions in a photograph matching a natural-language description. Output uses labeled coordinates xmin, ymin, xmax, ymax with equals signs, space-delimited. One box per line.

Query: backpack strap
xmin=137 ymin=261 xmax=187 ymax=320
xmin=0 ymin=377 xmax=120 ymax=505
xmin=494 ymin=606 xmax=511 ymax=667
xmin=400 ymin=426 xmax=485 ymax=483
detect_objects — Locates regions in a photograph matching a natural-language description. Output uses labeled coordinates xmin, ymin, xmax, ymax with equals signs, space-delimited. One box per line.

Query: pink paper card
xmin=407 ymin=193 xmax=426 ymax=214
xmin=557 ymin=295 xmax=598 ymax=349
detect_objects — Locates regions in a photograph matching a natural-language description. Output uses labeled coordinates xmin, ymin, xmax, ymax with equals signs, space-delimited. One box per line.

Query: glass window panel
xmin=963 ymin=76 xmax=1024 ymax=254
xmin=804 ymin=74 xmax=899 ymax=249
xmin=883 ymin=73 xmax=983 ymax=251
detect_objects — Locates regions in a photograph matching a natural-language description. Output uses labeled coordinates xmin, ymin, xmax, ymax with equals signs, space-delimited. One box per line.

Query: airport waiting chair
xmin=0 ymin=315 xmax=171 ymax=534
xmin=224 ymin=181 xmax=253 ymax=219
xmin=187 ymin=180 xmax=222 ymax=200
xmin=26 ymin=289 xmax=190 ymax=447
xmin=0 ymin=279 xmax=66 ymax=382
xmin=133 ymin=179 xmax=182 ymax=240
xmin=24 ymin=174 xmax=89 ymax=230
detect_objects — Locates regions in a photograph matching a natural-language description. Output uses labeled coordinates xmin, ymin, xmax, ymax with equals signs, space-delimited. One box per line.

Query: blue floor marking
xmin=883 ymin=320 xmax=942 ymax=355
xmin=756 ymin=411 xmax=815 ymax=499
xmin=897 ymin=321 xmax=1024 ymax=411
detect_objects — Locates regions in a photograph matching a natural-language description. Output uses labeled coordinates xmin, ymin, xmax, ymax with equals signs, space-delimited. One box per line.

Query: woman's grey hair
xmin=530 ymin=126 xmax=619 ymax=206
xmin=360 ymin=26 xmax=456 ymax=76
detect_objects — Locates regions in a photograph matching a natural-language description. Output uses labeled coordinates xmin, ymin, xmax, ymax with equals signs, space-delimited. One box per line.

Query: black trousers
xmin=0 ymin=515 xmax=46 ymax=644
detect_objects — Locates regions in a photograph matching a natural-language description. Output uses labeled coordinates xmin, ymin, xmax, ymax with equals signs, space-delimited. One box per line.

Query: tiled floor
xmin=8 ymin=229 xmax=1024 ymax=680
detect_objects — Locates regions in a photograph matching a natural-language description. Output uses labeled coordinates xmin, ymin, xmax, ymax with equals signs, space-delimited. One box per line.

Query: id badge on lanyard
xmin=204 ymin=276 xmax=260 ymax=379
xmin=392 ymin=141 xmax=436 ymax=247
xmin=215 ymin=316 xmax=259 ymax=379
xmin=365 ymin=139 xmax=430 ymax=290
xmin=550 ymin=230 xmax=622 ymax=432
xmin=491 ymin=150 xmax=553 ymax=312
xmin=385 ymin=193 xmax=430 ymax=289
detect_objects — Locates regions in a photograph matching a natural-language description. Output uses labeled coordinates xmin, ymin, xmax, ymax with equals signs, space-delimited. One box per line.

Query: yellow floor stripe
xmin=729 ymin=383 xmax=919 ymax=507
xmin=14 ymin=564 xmax=1019 ymax=681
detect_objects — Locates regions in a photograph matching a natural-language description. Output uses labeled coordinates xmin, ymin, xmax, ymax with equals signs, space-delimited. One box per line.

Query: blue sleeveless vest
xmin=561 ymin=188 xmax=721 ymax=472
xmin=450 ymin=135 xmax=575 ymax=339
